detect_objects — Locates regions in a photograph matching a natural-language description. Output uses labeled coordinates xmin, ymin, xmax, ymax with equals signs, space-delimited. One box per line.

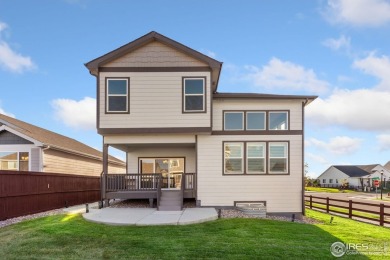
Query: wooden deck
xmin=102 ymin=173 xmax=196 ymax=207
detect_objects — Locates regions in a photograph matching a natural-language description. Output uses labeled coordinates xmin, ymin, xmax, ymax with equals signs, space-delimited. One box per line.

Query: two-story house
xmin=85 ymin=31 xmax=316 ymax=217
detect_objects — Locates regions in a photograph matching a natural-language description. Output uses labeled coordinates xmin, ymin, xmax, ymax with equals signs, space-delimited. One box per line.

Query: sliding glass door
xmin=139 ymin=158 xmax=184 ymax=189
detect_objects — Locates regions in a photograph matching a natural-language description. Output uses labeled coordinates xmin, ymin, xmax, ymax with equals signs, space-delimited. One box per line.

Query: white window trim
xmin=269 ymin=111 xmax=289 ymax=130
xmin=246 ymin=142 xmax=266 ymax=174
xmin=224 ymin=112 xmax=244 ymax=131
xmin=246 ymin=112 xmax=266 ymax=131
xmin=106 ymin=78 xmax=129 ymax=113
xmin=268 ymin=142 xmax=288 ymax=174
xmin=183 ymin=78 xmax=205 ymax=112
xmin=224 ymin=142 xmax=244 ymax=174
xmin=0 ymin=151 xmax=29 ymax=171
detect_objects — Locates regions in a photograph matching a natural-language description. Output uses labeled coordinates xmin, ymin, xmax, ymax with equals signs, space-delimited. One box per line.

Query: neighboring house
xmin=85 ymin=31 xmax=317 ymax=216
xmin=0 ymin=113 xmax=125 ymax=176
xmin=318 ymin=164 xmax=390 ymax=189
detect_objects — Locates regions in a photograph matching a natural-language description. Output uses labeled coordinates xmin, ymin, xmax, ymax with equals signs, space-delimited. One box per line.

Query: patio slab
xmin=80 ymin=207 xmax=218 ymax=226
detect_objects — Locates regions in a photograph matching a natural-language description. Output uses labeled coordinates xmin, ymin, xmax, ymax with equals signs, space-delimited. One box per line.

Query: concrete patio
xmin=64 ymin=204 xmax=218 ymax=226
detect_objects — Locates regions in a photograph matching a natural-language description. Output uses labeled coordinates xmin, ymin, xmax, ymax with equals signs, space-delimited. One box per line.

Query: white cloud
xmin=324 ymin=0 xmax=390 ymax=27
xmin=306 ymin=152 xmax=330 ymax=165
xmin=52 ymin=97 xmax=96 ymax=130
xmin=0 ymin=20 xmax=35 ymax=73
xmin=353 ymin=53 xmax=390 ymax=91
xmin=0 ymin=107 xmax=15 ymax=118
xmin=322 ymin=35 xmax=351 ymax=51
xmin=307 ymin=88 xmax=390 ymax=131
xmin=308 ymin=136 xmax=362 ymax=155
xmin=245 ymin=57 xmax=330 ymax=94
xmin=377 ymin=134 xmax=390 ymax=151
xmin=199 ymin=49 xmax=216 ymax=58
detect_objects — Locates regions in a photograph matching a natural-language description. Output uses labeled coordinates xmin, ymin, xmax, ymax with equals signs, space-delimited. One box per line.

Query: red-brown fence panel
xmin=0 ymin=170 xmax=100 ymax=221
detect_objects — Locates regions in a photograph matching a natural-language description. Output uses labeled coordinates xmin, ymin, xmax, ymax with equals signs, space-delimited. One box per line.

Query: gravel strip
xmin=0 ymin=209 xmax=64 ymax=229
xmin=109 ymin=200 xmax=319 ymax=224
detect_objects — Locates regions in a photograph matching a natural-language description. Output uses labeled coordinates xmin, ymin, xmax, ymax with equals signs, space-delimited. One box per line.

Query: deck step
xmin=159 ymin=190 xmax=182 ymax=211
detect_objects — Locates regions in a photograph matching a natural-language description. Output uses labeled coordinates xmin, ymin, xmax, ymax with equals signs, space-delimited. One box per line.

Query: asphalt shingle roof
xmin=333 ymin=165 xmax=371 ymax=178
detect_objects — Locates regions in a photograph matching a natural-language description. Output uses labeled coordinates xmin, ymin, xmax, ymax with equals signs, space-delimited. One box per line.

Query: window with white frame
xmin=0 ymin=152 xmax=29 ymax=171
xmin=246 ymin=142 xmax=266 ymax=173
xmin=329 ymin=179 xmax=333 ymax=184
xmin=322 ymin=179 xmax=326 ymax=183
xmin=269 ymin=112 xmax=288 ymax=130
xmin=269 ymin=142 xmax=288 ymax=173
xmin=224 ymin=112 xmax=244 ymax=130
xmin=246 ymin=112 xmax=266 ymax=130
xmin=106 ymin=78 xmax=129 ymax=113
xmin=183 ymin=78 xmax=205 ymax=112
xmin=224 ymin=142 xmax=244 ymax=174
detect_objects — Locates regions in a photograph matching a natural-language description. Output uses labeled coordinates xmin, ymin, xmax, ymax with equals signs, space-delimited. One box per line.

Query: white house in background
xmin=318 ymin=164 xmax=390 ymax=189
xmin=0 ymin=113 xmax=125 ymax=176
xmin=85 ymin=31 xmax=317 ymax=217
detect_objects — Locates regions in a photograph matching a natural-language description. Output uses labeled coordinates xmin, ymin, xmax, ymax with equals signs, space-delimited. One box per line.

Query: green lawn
xmin=0 ymin=210 xmax=389 ymax=259
xmin=305 ymin=187 xmax=356 ymax=193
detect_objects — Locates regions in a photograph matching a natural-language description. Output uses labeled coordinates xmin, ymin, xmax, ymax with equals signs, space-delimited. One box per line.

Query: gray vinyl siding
xmin=0 ymin=131 xmax=33 ymax=144
xmin=99 ymin=71 xmax=211 ymax=129
xmin=30 ymin=147 xmax=41 ymax=171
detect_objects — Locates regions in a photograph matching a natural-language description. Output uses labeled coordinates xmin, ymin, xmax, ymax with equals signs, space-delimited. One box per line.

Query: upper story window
xmin=183 ymin=78 xmax=205 ymax=113
xmin=246 ymin=112 xmax=266 ymax=130
xmin=269 ymin=112 xmax=288 ymax=130
xmin=224 ymin=111 xmax=286 ymax=131
xmin=224 ymin=112 xmax=244 ymax=130
xmin=106 ymin=78 xmax=129 ymax=113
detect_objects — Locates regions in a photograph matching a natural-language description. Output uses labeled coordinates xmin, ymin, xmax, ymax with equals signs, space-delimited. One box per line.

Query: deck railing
xmin=105 ymin=173 xmax=196 ymax=193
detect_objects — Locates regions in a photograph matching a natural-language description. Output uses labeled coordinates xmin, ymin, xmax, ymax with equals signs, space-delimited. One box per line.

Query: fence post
xmin=326 ymin=197 xmax=330 ymax=213
xmin=380 ymin=203 xmax=384 ymax=226
xmin=349 ymin=200 xmax=352 ymax=219
xmin=310 ymin=195 xmax=312 ymax=209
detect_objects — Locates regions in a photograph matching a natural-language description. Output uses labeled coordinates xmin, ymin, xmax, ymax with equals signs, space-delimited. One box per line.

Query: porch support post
xmin=149 ymin=198 xmax=154 ymax=208
xmin=103 ymin=143 xmax=109 ymax=207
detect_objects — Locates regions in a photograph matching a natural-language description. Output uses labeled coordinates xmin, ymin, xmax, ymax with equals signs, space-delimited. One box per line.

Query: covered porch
xmin=101 ymin=134 xmax=198 ymax=210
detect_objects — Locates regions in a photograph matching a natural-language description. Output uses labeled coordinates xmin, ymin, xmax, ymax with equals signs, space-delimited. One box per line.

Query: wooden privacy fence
xmin=305 ymin=195 xmax=390 ymax=226
xmin=0 ymin=170 xmax=100 ymax=221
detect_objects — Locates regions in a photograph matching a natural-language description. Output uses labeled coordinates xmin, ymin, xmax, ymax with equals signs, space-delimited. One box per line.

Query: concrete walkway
xmin=65 ymin=205 xmax=218 ymax=226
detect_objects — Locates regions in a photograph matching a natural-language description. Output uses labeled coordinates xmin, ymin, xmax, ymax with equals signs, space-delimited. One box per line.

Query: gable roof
xmin=333 ymin=165 xmax=371 ymax=178
xmin=85 ymin=31 xmax=223 ymax=92
xmin=0 ymin=113 xmax=124 ymax=165
xmin=385 ymin=161 xmax=390 ymax=171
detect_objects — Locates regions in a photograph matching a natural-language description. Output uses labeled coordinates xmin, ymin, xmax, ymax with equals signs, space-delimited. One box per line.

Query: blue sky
xmin=1 ymin=0 xmax=390 ymax=177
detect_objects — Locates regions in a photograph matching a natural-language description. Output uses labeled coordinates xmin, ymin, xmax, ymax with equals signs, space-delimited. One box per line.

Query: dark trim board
xmin=98 ymin=127 xmax=212 ymax=134
xmin=100 ymin=67 xmax=212 ymax=72
xmin=213 ymin=130 xmax=302 ymax=135
xmin=106 ymin=191 xmax=157 ymax=200
xmin=214 ymin=92 xmax=317 ymax=101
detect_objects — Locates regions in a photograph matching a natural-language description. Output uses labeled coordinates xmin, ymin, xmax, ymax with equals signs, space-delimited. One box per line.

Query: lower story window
xmin=329 ymin=179 xmax=333 ymax=184
xmin=269 ymin=142 xmax=288 ymax=174
xmin=0 ymin=152 xmax=29 ymax=171
xmin=224 ymin=141 xmax=289 ymax=174
xmin=224 ymin=143 xmax=244 ymax=174
xmin=247 ymin=142 xmax=265 ymax=174
xmin=322 ymin=179 xmax=326 ymax=183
